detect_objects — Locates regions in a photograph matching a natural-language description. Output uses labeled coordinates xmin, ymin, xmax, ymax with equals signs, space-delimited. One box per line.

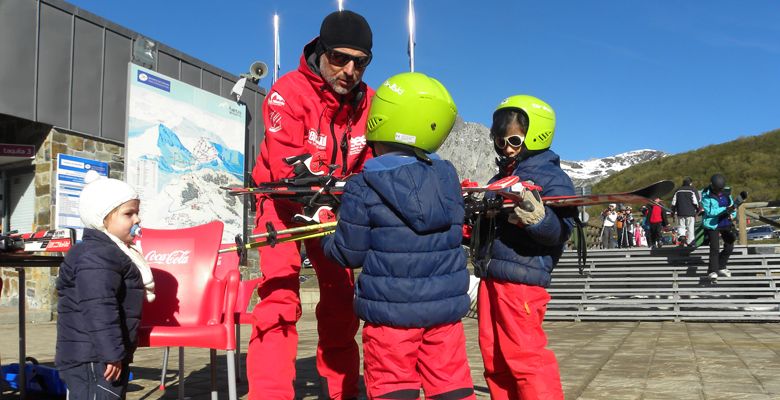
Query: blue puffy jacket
xmin=322 ymin=153 xmax=470 ymax=328
xmin=55 ymin=229 xmax=145 ymax=370
xmin=477 ymin=150 xmax=576 ymax=287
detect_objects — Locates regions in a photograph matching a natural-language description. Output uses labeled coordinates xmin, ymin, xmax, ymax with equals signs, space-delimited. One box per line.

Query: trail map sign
xmin=125 ymin=63 xmax=246 ymax=242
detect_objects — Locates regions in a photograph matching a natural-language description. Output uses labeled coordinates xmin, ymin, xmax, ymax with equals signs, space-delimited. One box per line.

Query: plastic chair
xmin=158 ymin=244 xmax=260 ymax=386
xmin=215 ymin=244 xmax=260 ymax=381
xmin=137 ymin=220 xmax=239 ymax=400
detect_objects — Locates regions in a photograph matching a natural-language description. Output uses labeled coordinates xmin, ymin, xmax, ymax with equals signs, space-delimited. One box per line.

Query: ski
xmin=461 ymin=176 xmax=519 ymax=193
xmin=226 ymin=174 xmax=513 ymax=197
xmin=542 ymin=180 xmax=675 ymax=207
xmin=222 ymin=181 xmax=675 ymax=258
xmin=1 ymin=228 xmax=76 ymax=253
xmin=463 ymin=180 xmax=675 ymax=216
xmin=224 ymin=183 xmax=346 ymax=197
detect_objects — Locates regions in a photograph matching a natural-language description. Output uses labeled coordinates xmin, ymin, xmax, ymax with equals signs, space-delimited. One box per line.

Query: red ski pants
xmin=477 ymin=280 xmax=563 ymax=400
xmin=247 ymin=203 xmax=359 ymax=400
xmin=362 ymin=322 xmax=476 ymax=400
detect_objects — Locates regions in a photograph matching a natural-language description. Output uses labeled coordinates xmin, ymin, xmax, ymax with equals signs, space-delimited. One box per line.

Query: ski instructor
xmin=247 ymin=10 xmax=375 ymax=400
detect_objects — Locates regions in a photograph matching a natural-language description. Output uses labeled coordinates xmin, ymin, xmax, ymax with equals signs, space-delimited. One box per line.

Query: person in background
xmin=633 ymin=221 xmax=646 ymax=247
xmin=671 ymin=176 xmax=701 ymax=247
xmin=56 ymin=171 xmax=154 ymax=399
xmin=247 ymin=10 xmax=375 ymax=399
xmin=701 ymin=173 xmax=736 ymax=281
xmin=323 ymin=72 xmax=475 ymax=399
xmin=615 ymin=206 xmax=626 ymax=248
xmin=616 ymin=206 xmax=635 ymax=248
xmin=472 ymin=94 xmax=575 ymax=399
xmin=640 ymin=205 xmax=652 ymax=247
xmin=647 ymin=198 xmax=668 ymax=248
xmin=626 ymin=206 xmax=635 ymax=247
xmin=601 ymin=204 xmax=617 ymax=249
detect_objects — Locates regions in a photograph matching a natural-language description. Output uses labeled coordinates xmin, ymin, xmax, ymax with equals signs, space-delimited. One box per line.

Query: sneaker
xmin=708 ymin=272 xmax=718 ymax=280
xmin=718 ymin=269 xmax=732 ymax=278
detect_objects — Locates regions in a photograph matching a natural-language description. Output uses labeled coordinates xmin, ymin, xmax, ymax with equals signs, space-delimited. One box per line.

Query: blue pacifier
xmin=130 ymin=224 xmax=142 ymax=237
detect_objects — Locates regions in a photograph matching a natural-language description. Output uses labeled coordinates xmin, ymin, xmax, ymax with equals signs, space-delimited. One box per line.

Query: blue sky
xmin=67 ymin=0 xmax=780 ymax=161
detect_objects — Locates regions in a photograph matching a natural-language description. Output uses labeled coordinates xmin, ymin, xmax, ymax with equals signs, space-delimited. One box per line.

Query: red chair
xmin=137 ymin=220 xmax=239 ymax=400
xmin=215 ymin=244 xmax=261 ymax=381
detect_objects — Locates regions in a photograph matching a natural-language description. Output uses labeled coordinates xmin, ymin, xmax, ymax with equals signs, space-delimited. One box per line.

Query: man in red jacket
xmin=648 ymin=198 xmax=668 ymax=248
xmin=246 ymin=10 xmax=375 ymax=400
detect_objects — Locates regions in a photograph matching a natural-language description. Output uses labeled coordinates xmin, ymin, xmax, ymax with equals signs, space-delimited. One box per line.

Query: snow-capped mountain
xmin=127 ymin=123 xmax=244 ymax=242
xmin=439 ymin=117 xmax=667 ymax=187
xmin=141 ymin=167 xmax=243 ymax=234
xmin=134 ymin=124 xmax=245 ymax=180
xmin=561 ymin=149 xmax=668 ymax=187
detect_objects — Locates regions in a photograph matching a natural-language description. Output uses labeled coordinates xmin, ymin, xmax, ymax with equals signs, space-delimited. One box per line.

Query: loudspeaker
xmin=249 ymin=61 xmax=268 ymax=81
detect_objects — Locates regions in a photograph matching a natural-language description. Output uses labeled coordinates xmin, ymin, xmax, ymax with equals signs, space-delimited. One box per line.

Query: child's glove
xmin=507 ymin=189 xmax=545 ymax=226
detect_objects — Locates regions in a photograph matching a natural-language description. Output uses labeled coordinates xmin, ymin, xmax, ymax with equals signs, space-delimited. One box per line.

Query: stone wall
xmin=0 ymin=128 xmax=125 ymax=322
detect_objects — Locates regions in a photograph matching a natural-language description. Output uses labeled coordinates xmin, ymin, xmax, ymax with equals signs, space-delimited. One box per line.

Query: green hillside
xmin=592 ymin=128 xmax=780 ymax=204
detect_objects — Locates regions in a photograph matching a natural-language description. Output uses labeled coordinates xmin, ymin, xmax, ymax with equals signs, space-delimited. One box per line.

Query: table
xmin=0 ymin=254 xmax=64 ymax=399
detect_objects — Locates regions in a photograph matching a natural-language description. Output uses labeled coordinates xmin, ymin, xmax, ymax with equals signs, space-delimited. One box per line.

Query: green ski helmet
xmin=366 ymin=72 xmax=457 ymax=154
xmin=494 ymin=95 xmax=555 ymax=151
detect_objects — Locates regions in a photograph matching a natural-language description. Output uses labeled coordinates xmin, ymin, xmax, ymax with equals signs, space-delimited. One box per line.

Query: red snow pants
xmin=477 ymin=280 xmax=564 ymax=400
xmin=247 ymin=201 xmax=359 ymax=400
xmin=362 ymin=322 xmax=476 ymax=400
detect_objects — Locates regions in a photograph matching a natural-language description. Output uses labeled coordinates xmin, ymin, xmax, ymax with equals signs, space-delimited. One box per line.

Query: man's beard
xmin=326 ymin=75 xmax=357 ymax=95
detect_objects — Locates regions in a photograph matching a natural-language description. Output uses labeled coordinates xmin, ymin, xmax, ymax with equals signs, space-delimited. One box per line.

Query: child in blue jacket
xmin=473 ymin=95 xmax=575 ymax=400
xmin=56 ymin=171 xmax=154 ymax=399
xmin=701 ymin=173 xmax=736 ymax=281
xmin=322 ymin=72 xmax=475 ymax=399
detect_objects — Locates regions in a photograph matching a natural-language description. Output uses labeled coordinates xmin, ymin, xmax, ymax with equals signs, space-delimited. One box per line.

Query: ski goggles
xmin=325 ymin=49 xmax=372 ymax=69
xmin=494 ymin=134 xmax=525 ymax=149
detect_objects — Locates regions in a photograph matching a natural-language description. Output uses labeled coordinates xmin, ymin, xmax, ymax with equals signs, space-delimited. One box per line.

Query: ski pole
xmin=598 ymin=222 xmax=606 ymax=249
xmin=248 ymin=221 xmax=338 ymax=240
xmin=219 ymin=228 xmax=336 ymax=254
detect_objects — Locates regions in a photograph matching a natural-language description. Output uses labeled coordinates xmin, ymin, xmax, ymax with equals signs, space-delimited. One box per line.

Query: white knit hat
xmin=79 ymin=170 xmax=139 ymax=230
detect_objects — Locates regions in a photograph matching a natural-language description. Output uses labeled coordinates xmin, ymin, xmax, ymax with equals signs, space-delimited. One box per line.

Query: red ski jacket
xmin=252 ymin=39 xmax=375 ymax=215
xmin=649 ymin=204 xmax=664 ymax=224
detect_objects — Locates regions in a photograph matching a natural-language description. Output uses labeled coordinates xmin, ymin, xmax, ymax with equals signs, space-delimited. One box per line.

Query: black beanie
xmin=319 ymin=10 xmax=372 ymax=55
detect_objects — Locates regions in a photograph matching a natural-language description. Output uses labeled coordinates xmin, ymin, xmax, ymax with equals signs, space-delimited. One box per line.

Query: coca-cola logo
xmin=145 ymin=250 xmax=191 ymax=265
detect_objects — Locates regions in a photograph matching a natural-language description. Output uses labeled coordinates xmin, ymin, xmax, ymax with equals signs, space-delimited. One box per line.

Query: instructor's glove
xmin=507 ymin=189 xmax=545 ymax=226
xmin=293 ymin=206 xmax=336 ymax=224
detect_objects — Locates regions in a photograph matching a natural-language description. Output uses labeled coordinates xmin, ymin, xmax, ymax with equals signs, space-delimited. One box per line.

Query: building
xmin=0 ymin=0 xmax=267 ymax=321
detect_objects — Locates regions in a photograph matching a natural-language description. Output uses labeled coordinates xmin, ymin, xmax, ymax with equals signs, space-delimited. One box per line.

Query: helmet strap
xmin=412 ymin=148 xmax=433 ymax=164
xmin=495 ymin=156 xmax=517 ymax=174
xmin=495 ymin=147 xmax=547 ymax=174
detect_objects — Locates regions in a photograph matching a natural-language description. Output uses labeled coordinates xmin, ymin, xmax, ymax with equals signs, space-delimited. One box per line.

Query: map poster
xmin=54 ymin=154 xmax=109 ymax=240
xmin=125 ymin=63 xmax=246 ymax=243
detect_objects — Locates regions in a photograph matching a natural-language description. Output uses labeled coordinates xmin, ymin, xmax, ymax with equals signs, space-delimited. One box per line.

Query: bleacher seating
xmin=548 ymin=246 xmax=780 ymax=321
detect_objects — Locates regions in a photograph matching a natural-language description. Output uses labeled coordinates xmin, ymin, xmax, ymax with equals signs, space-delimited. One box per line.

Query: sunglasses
xmin=325 ymin=49 xmax=372 ymax=69
xmin=493 ymin=134 xmax=525 ymax=149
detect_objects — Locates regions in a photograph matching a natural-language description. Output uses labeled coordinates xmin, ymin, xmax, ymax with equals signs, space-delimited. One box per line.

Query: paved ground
xmin=2 ymin=313 xmax=779 ymax=399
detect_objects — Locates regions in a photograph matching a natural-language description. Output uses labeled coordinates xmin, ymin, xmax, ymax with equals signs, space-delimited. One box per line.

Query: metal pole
xmin=18 ymin=267 xmax=26 ymax=399
xmin=273 ymin=14 xmax=280 ymax=84
xmin=408 ymin=0 xmax=415 ymax=72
